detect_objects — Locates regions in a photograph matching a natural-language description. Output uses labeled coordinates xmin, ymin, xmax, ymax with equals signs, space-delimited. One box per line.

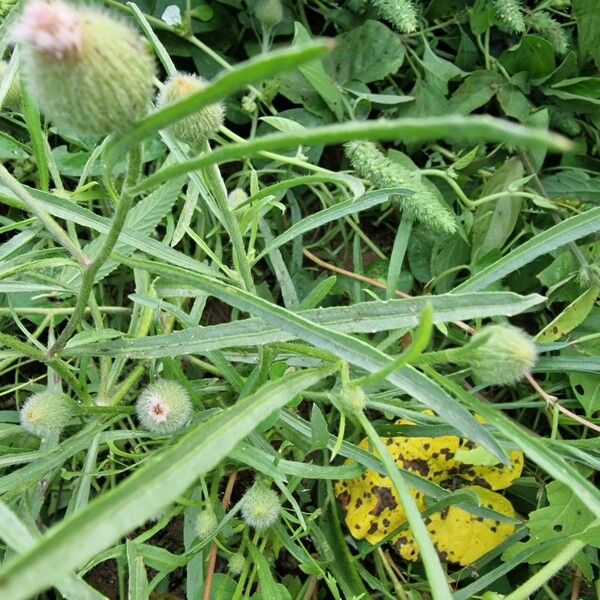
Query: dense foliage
xmin=0 ymin=0 xmax=599 ymax=598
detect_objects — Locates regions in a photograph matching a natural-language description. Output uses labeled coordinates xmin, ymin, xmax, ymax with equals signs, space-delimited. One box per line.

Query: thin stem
xmin=48 ymin=146 xmax=143 ymax=357
xmin=505 ymin=538 xmax=586 ymax=600
xmin=356 ymin=410 xmax=453 ymax=600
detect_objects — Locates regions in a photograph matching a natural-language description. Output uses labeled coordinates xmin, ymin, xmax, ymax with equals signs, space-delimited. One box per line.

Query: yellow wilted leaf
xmin=395 ymin=486 xmax=516 ymax=566
xmin=335 ymin=413 xmax=523 ymax=565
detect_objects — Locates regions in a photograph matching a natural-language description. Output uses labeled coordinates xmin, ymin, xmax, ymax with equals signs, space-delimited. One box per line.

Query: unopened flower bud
xmin=157 ymin=72 xmax=225 ymax=147
xmin=13 ymin=0 xmax=155 ymax=136
xmin=228 ymin=552 xmax=245 ymax=576
xmin=254 ymin=0 xmax=283 ymax=28
xmin=0 ymin=60 xmax=21 ymax=109
xmin=20 ymin=389 xmax=73 ymax=437
xmin=466 ymin=325 xmax=537 ymax=385
xmin=240 ymin=480 xmax=280 ymax=530
xmin=195 ymin=508 xmax=218 ymax=539
xmin=136 ymin=379 xmax=193 ymax=434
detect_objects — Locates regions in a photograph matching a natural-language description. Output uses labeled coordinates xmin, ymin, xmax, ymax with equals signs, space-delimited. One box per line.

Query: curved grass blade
xmin=105 ymin=41 xmax=332 ymax=164
xmin=132 ymin=116 xmax=571 ymax=194
xmin=454 ymin=207 xmax=600 ymax=292
xmin=0 ymin=365 xmax=336 ymax=600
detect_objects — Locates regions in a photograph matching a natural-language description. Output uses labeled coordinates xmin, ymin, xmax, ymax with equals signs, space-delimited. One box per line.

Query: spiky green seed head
xmin=228 ymin=188 xmax=248 ymax=209
xmin=372 ymin=0 xmax=418 ymax=33
xmin=466 ymin=325 xmax=537 ymax=386
xmin=345 ymin=141 xmax=456 ymax=235
xmin=157 ymin=73 xmax=225 ymax=147
xmin=0 ymin=60 xmax=21 ymax=109
xmin=492 ymin=0 xmax=525 ymax=34
xmin=20 ymin=389 xmax=73 ymax=437
xmin=136 ymin=379 xmax=193 ymax=435
xmin=195 ymin=508 xmax=218 ymax=539
xmin=228 ymin=552 xmax=245 ymax=576
xmin=241 ymin=480 xmax=281 ymax=530
xmin=12 ymin=0 xmax=155 ymax=136
xmin=254 ymin=0 xmax=283 ymax=28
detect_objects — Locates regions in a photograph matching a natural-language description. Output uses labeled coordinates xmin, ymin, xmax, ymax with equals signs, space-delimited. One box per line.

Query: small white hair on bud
xmin=12 ymin=0 xmax=82 ymax=59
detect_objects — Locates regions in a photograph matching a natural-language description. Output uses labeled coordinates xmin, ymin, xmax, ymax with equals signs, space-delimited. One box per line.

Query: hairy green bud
xmin=195 ymin=508 xmax=218 ymax=539
xmin=20 ymin=389 xmax=73 ymax=437
xmin=465 ymin=325 xmax=537 ymax=385
xmin=13 ymin=0 xmax=155 ymax=136
xmin=345 ymin=141 xmax=456 ymax=234
xmin=372 ymin=0 xmax=418 ymax=33
xmin=492 ymin=0 xmax=525 ymax=34
xmin=254 ymin=0 xmax=283 ymax=28
xmin=157 ymin=72 xmax=225 ymax=147
xmin=136 ymin=379 xmax=193 ymax=435
xmin=0 ymin=60 xmax=21 ymax=109
xmin=241 ymin=480 xmax=281 ymax=530
xmin=228 ymin=552 xmax=245 ymax=576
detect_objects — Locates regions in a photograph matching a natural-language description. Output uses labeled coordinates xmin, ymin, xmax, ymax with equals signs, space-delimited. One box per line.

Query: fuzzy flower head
xmin=136 ymin=379 xmax=193 ymax=435
xmin=12 ymin=0 xmax=155 ymax=136
xmin=20 ymin=389 xmax=73 ymax=438
xmin=195 ymin=508 xmax=218 ymax=539
xmin=240 ymin=480 xmax=281 ymax=530
xmin=466 ymin=324 xmax=537 ymax=386
xmin=228 ymin=552 xmax=245 ymax=576
xmin=157 ymin=72 xmax=225 ymax=147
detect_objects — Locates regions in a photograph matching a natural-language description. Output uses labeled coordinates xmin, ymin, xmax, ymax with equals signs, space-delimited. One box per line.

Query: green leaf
xmin=569 ymin=371 xmax=600 ymax=417
xmin=294 ymin=23 xmax=345 ymax=120
xmin=324 ymin=20 xmax=404 ymax=84
xmin=503 ymin=481 xmax=600 ymax=563
xmin=0 ymin=365 xmax=336 ymax=600
xmin=472 ymin=157 xmax=525 ymax=261
xmin=541 ymin=169 xmax=600 ymax=204
xmin=573 ymin=0 xmax=600 ymax=70
xmin=497 ymin=84 xmax=529 ymax=122
xmin=447 ymin=71 xmax=502 ymax=115
xmin=500 ymin=35 xmax=556 ymax=79
xmin=455 ymin=207 xmax=600 ymax=291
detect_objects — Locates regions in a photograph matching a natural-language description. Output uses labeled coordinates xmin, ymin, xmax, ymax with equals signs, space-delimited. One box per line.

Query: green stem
xmin=505 ymin=538 xmax=586 ymax=600
xmin=48 ymin=146 xmax=142 ymax=357
xmin=0 ymin=332 xmax=92 ymax=404
xmin=356 ymin=410 xmax=453 ymax=600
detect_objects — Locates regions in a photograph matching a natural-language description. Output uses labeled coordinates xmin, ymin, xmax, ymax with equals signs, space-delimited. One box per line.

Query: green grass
xmin=0 ymin=1 xmax=599 ymax=599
